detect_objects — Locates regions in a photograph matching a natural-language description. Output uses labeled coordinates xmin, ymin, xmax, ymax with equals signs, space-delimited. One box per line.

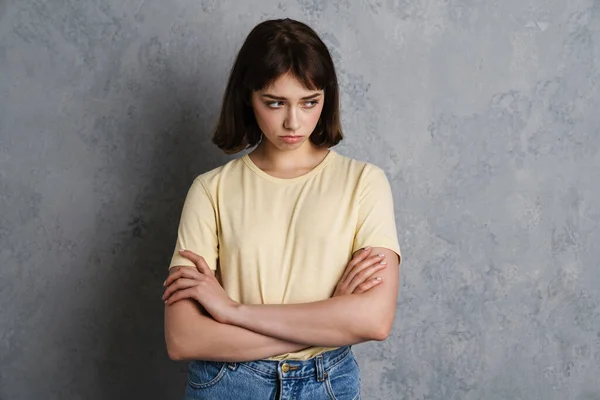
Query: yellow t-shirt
xmin=168 ymin=149 xmax=401 ymax=360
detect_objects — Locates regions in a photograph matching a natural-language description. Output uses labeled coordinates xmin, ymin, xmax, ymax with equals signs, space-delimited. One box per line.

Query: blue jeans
xmin=183 ymin=346 xmax=361 ymax=399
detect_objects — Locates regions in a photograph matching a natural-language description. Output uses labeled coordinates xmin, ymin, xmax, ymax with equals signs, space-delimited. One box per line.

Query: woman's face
xmin=250 ymin=73 xmax=325 ymax=152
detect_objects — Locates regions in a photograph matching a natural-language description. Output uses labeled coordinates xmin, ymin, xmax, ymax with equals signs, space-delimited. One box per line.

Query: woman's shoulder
xmin=192 ymin=156 xmax=245 ymax=186
xmin=330 ymin=151 xmax=393 ymax=198
xmin=330 ymin=150 xmax=385 ymax=177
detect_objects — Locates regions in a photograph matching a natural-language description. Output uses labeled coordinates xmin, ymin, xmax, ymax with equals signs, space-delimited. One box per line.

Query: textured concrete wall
xmin=1 ymin=1 xmax=599 ymax=399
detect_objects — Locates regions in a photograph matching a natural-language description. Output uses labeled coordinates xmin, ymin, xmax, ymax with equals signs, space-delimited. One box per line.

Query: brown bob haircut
xmin=212 ymin=18 xmax=343 ymax=154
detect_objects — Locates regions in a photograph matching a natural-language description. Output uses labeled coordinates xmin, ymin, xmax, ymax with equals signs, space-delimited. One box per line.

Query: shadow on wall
xmin=91 ymin=72 xmax=227 ymax=398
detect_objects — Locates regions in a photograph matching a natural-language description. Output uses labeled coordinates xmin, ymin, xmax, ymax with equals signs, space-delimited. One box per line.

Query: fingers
xmin=162 ymin=256 xmax=214 ymax=305
xmin=165 ymin=287 xmax=198 ymax=306
xmin=163 ymin=266 xmax=202 ymax=288
xmin=347 ymin=260 xmax=387 ymax=293
xmin=353 ymin=277 xmax=383 ymax=294
xmin=162 ymin=278 xmax=199 ymax=302
xmin=333 ymin=248 xmax=387 ymax=296
xmin=178 ymin=249 xmax=212 ymax=274
xmin=346 ymin=253 xmax=387 ymax=286
xmin=341 ymin=246 xmax=372 ymax=282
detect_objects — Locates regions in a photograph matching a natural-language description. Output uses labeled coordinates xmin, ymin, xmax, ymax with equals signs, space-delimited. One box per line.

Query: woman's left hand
xmin=162 ymin=249 xmax=239 ymax=324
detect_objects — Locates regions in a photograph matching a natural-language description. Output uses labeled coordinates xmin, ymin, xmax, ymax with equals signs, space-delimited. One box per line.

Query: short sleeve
xmin=168 ymin=177 xmax=219 ymax=273
xmin=352 ymin=165 xmax=402 ymax=263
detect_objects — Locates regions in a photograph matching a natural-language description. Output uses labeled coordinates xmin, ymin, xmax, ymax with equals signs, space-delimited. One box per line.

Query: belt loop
xmin=227 ymin=362 xmax=237 ymax=371
xmin=315 ymin=355 xmax=325 ymax=382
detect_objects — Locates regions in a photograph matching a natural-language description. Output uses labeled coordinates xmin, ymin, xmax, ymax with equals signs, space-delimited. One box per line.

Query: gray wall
xmin=1 ymin=0 xmax=599 ymax=399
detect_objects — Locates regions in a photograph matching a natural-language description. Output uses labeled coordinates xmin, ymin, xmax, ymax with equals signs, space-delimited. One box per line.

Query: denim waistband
xmin=225 ymin=346 xmax=352 ymax=382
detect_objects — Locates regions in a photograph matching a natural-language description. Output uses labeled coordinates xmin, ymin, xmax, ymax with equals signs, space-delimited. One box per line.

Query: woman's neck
xmin=248 ymin=140 xmax=330 ymax=179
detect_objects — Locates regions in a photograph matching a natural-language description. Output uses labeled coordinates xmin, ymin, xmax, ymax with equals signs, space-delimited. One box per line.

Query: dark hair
xmin=212 ymin=18 xmax=343 ymax=154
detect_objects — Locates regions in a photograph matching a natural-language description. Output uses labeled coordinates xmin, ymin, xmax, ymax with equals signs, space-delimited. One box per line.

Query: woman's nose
xmin=284 ymin=110 xmax=300 ymax=131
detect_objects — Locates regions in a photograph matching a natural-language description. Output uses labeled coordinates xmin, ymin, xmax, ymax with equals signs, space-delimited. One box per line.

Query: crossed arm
xmin=164 ymin=295 xmax=309 ymax=362
xmin=164 ymin=247 xmax=400 ymax=362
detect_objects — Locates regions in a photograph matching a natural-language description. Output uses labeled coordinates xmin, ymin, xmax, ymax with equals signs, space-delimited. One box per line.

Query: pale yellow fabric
xmin=168 ymin=150 xmax=401 ymax=360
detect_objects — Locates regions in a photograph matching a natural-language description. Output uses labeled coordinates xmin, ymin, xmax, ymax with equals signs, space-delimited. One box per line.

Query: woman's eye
xmin=265 ymin=100 xmax=319 ymax=109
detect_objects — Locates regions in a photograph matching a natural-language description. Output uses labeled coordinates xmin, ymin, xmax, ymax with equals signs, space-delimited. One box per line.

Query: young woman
xmin=162 ymin=18 xmax=402 ymax=400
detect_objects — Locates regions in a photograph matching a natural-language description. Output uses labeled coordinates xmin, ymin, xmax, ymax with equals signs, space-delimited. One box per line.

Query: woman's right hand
xmin=332 ymin=246 xmax=387 ymax=297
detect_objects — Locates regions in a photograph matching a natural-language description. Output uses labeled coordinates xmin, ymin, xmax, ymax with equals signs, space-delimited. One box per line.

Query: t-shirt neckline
xmin=241 ymin=150 xmax=336 ymax=184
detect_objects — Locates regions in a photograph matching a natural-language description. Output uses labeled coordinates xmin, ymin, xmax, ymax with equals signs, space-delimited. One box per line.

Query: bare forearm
xmin=229 ymin=293 xmax=390 ymax=347
xmin=226 ymin=248 xmax=400 ymax=346
xmin=165 ymin=300 xmax=308 ymax=362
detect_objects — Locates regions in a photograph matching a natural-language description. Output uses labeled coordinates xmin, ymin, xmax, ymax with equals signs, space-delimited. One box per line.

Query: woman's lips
xmin=279 ymin=136 xmax=304 ymax=144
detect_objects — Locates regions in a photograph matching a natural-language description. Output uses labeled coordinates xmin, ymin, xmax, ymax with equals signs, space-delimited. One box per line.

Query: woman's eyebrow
xmin=261 ymin=93 xmax=323 ymax=101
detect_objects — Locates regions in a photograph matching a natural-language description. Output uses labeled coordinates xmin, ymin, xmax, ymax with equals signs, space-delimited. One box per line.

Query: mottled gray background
xmin=1 ymin=0 xmax=599 ymax=399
